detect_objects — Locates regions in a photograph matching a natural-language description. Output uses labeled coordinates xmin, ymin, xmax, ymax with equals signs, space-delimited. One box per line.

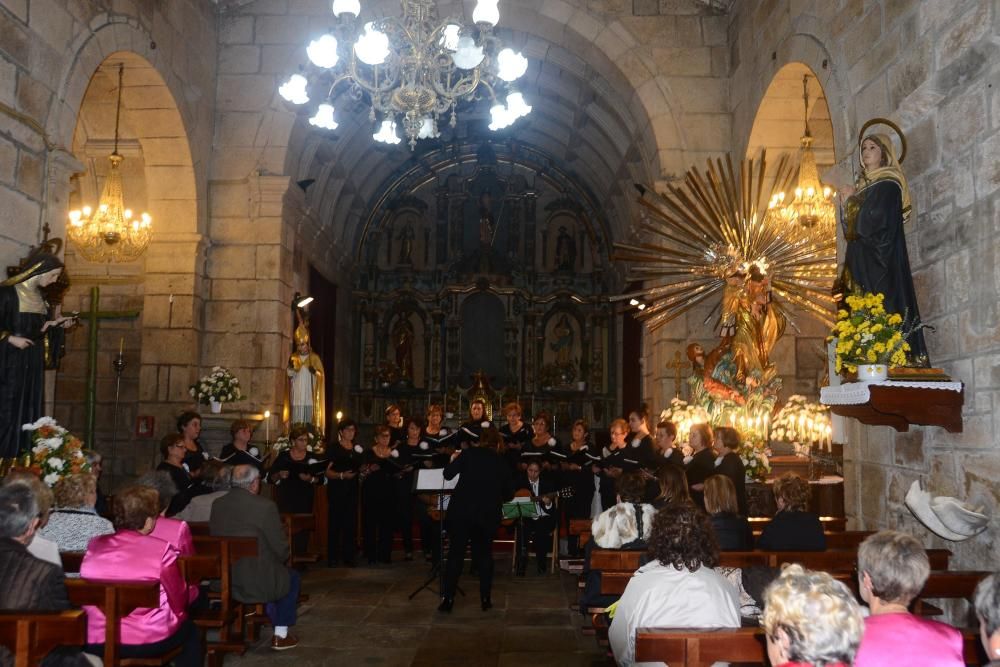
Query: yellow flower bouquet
xmin=830 ymin=292 xmax=919 ymax=373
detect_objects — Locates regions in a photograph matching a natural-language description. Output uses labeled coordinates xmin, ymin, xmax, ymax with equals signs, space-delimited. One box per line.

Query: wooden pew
xmin=569 ymin=518 xmax=591 ymax=547
xmin=282 ymin=513 xmax=319 ymax=565
xmin=0 ymin=610 xmax=87 ymax=667
xmin=60 ymin=552 xmax=84 ymax=574
xmin=912 ymin=571 xmax=989 ymax=617
xmin=65 ymin=579 xmax=172 ymax=667
xmin=186 ymin=522 xmax=210 ymax=537
xmin=190 ymin=535 xmax=258 ymax=666
xmin=635 ymin=627 xmax=767 ymax=666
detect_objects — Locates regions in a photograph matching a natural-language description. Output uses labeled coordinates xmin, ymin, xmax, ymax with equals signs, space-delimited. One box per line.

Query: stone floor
xmin=229 ymin=554 xmax=608 ymax=666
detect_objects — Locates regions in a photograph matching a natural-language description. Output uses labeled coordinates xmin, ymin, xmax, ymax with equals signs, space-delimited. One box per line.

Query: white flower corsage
xmin=630 ymin=438 xmax=641 ymax=448
xmin=547 ymin=437 xmax=556 ymax=447
xmin=390 ymin=449 xmax=399 ymax=458
xmin=354 ymin=445 xmax=363 ymax=454
xmin=481 ymin=421 xmax=491 ymax=428
xmin=419 ymin=441 xmax=429 ymax=450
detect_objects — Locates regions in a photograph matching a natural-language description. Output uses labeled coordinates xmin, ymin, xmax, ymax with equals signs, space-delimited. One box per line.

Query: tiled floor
xmin=229 ymin=555 xmax=608 ymax=666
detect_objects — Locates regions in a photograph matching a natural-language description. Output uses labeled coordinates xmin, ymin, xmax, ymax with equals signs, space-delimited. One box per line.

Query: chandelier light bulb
xmin=309 ymin=103 xmax=339 ymax=130
xmin=496 ymin=48 xmax=528 ymax=81
xmin=417 ymin=117 xmax=439 ymax=139
xmin=373 ymin=119 xmax=400 ymax=144
xmin=279 ymin=74 xmax=309 ymax=104
xmin=472 ymin=0 xmax=500 ymax=26
xmin=488 ymin=102 xmax=511 ymax=130
xmin=452 ymin=35 xmax=485 ymax=69
xmin=505 ymin=91 xmax=531 ymax=119
xmin=331 ymin=0 xmax=360 ymax=17
xmin=307 ymin=34 xmax=339 ymax=69
xmin=440 ymin=24 xmax=461 ymax=52
xmin=355 ymin=22 xmax=390 ymax=65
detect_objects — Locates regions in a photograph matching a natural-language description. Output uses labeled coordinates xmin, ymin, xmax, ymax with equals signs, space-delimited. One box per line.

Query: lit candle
xmin=119 ymin=337 xmax=124 ymax=355
xmin=263 ymin=409 xmax=271 ymax=444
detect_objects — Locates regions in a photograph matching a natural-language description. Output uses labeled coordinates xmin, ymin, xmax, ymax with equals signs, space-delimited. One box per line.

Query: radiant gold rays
xmin=614 ymin=152 xmax=838 ymax=331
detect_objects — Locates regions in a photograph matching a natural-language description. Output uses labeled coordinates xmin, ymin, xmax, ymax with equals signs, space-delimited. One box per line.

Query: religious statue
xmin=478 ymin=191 xmax=496 ymax=247
xmin=549 ymin=313 xmax=574 ymax=365
xmin=396 ymin=222 xmax=414 ymax=265
xmin=838 ymin=126 xmax=928 ymax=364
xmin=286 ymin=318 xmax=325 ymax=434
xmin=0 ymin=251 xmax=75 ymax=459
xmin=392 ymin=316 xmax=414 ymax=381
xmin=555 ymin=225 xmax=576 ymax=271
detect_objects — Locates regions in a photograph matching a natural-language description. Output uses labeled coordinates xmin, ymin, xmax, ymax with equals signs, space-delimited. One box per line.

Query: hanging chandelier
xmin=68 ymin=64 xmax=152 ymax=263
xmin=766 ymin=75 xmax=835 ymax=239
xmin=278 ymin=0 xmax=531 ymax=150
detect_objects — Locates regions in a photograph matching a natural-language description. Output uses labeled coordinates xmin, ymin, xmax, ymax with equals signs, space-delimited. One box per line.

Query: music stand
xmin=408 ymin=468 xmax=463 ymax=600
xmin=503 ymin=499 xmax=538 ymax=574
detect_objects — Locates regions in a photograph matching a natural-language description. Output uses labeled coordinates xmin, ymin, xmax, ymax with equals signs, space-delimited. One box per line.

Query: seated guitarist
xmin=514 ymin=460 xmax=558 ymax=576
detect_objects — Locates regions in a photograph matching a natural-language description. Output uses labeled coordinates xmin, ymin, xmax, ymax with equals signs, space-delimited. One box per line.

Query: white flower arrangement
xmin=188 ymin=366 xmax=244 ymax=405
xmin=740 ymin=446 xmax=771 ymax=483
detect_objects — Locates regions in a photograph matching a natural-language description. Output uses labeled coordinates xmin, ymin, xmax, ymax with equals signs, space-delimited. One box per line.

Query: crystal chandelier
xmin=68 ymin=64 xmax=152 ymax=263
xmin=767 ymin=75 xmax=835 ymax=238
xmin=278 ymin=0 xmax=531 ymax=150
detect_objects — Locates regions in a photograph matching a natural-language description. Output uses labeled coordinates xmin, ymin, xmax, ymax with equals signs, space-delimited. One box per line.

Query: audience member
xmin=712 ymin=426 xmax=749 ymax=516
xmin=756 ymin=473 xmax=826 ymax=551
xmin=609 ymin=502 xmax=740 ymax=666
xmin=134 ymin=471 xmax=195 ymax=557
xmin=704 ymin=474 xmax=753 ymax=551
xmin=652 ymin=463 xmax=690 ymax=509
xmin=854 ymin=530 xmax=963 ymax=667
xmin=174 ymin=460 xmax=231 ymax=523
xmin=156 ymin=433 xmax=195 ymax=515
xmin=514 ymin=460 xmax=557 ymax=575
xmin=683 ymin=422 xmax=716 ymax=508
xmin=0 ymin=483 xmax=69 ymax=609
xmin=762 ymin=564 xmax=863 ymax=667
xmin=210 ymin=464 xmax=301 ymax=650
xmin=3 ymin=470 xmax=60 ymax=566
xmin=81 ymin=486 xmax=201 ymax=666
xmin=81 ymin=449 xmax=108 ymax=516
xmin=39 ymin=473 xmax=113 ymax=552
xmin=974 ymin=573 xmax=1000 ymax=666
xmin=592 ymin=470 xmax=655 ymax=549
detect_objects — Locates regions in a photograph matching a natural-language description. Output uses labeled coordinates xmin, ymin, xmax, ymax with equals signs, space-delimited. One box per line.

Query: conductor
xmin=438 ymin=427 xmax=513 ymax=613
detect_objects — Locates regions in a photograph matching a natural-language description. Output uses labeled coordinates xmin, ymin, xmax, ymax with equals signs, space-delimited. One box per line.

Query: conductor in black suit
xmin=438 ymin=427 xmax=513 ymax=612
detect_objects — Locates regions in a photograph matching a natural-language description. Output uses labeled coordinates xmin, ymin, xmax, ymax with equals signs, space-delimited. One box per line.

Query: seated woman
xmin=854 ymin=531 xmax=964 ymax=667
xmin=704 ymin=474 xmax=753 ymax=551
xmin=39 ymin=473 xmax=114 ymax=552
xmin=762 ymin=564 xmax=863 ymax=667
xmin=609 ymin=502 xmax=740 ymax=666
xmin=974 ymin=573 xmax=1000 ymax=665
xmin=591 ymin=470 xmax=655 ymax=549
xmin=651 ymin=463 xmax=690 ymax=510
xmin=81 ymin=486 xmax=201 ymax=667
xmin=135 ymin=471 xmax=195 ymax=558
xmin=756 ymin=473 xmax=826 ymax=551
xmin=156 ymin=433 xmax=195 ymax=516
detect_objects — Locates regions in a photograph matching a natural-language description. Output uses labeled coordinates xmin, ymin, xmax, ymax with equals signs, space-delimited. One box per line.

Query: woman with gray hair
xmin=975 ymin=573 xmax=1000 ymax=665
xmin=39 ymin=473 xmax=114 ymax=551
xmin=854 ymin=530 xmax=963 ymax=666
xmin=762 ymin=564 xmax=863 ymax=667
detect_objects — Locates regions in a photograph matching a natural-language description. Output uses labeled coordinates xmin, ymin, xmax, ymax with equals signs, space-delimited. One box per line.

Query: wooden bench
xmin=60 ymin=552 xmax=84 ymax=574
xmin=569 ymin=518 xmax=591 ymax=547
xmin=65 ymin=579 xmax=175 ymax=667
xmin=0 ymin=610 xmax=87 ymax=667
xmin=635 ymin=627 xmax=767 ymax=666
xmin=912 ymin=570 xmax=989 ymax=617
xmin=282 ymin=513 xmax=319 ymax=565
xmin=190 ymin=535 xmax=258 ymax=666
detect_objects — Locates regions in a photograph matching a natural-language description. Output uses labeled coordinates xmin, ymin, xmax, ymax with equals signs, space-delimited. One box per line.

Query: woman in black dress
xmin=457 ymin=398 xmax=491 ymax=449
xmin=684 ymin=422 xmax=717 ymax=509
xmin=362 ymin=426 xmax=398 ymax=565
xmin=156 ymin=432 xmax=194 ymax=516
xmin=560 ymin=418 xmax=599 ymax=555
xmin=324 ymin=419 xmax=364 ymax=567
xmin=219 ymin=418 xmax=264 ymax=471
xmin=394 ymin=416 xmax=425 ymax=560
xmin=423 ymin=403 xmax=455 ymax=465
xmin=521 ymin=411 xmax=560 ymax=471
xmin=176 ymin=411 xmax=209 ymax=478
xmin=267 ymin=424 xmax=323 ymax=555
xmin=384 ymin=403 xmax=406 ymax=445
xmin=499 ymin=402 xmax=532 ymax=472
xmin=712 ymin=426 xmax=748 ymax=517
xmin=627 ymin=407 xmax=656 ymax=469
xmin=596 ymin=418 xmax=641 ymax=510
xmin=704 ymin=474 xmax=753 ymax=550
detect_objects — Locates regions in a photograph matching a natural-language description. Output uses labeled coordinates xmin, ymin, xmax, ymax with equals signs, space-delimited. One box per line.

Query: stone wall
xmin=728 ymin=0 xmax=1000 ymax=571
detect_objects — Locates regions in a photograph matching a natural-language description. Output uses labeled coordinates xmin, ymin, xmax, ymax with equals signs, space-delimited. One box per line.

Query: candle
xmin=263 ymin=410 xmax=270 ymax=444
xmin=119 ymin=337 xmax=124 ymax=355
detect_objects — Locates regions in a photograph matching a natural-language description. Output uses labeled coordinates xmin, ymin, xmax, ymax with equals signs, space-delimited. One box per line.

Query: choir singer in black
xmin=438 ymin=427 xmax=513 ymax=613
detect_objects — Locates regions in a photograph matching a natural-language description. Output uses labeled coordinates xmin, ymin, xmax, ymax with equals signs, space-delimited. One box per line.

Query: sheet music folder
xmin=501 ymin=497 xmax=538 ymax=520
xmin=412 ymin=468 xmax=459 ymax=493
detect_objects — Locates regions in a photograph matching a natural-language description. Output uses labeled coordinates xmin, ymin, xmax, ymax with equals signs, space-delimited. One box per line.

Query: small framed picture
xmin=136 ymin=415 xmax=155 ymax=438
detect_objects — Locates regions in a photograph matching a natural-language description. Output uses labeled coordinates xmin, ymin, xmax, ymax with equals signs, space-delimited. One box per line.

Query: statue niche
xmin=383 ymin=310 xmax=425 ymax=388
xmin=450 ymin=169 xmax=515 ymax=277
xmin=378 ymin=199 xmax=429 ymax=271
xmin=541 ymin=207 xmax=589 ymax=274
xmin=539 ymin=310 xmax=583 ymax=390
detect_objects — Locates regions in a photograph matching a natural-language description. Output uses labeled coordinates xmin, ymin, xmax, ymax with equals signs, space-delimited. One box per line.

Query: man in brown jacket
xmin=209 ymin=464 xmax=301 ymax=650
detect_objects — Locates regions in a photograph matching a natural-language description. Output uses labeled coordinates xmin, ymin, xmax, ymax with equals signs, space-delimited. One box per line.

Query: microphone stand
xmin=108 ymin=349 xmax=126 ymax=491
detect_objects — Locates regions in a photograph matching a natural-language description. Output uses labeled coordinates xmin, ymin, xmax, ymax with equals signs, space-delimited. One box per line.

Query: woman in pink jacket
xmin=81 ymin=486 xmax=201 ymax=666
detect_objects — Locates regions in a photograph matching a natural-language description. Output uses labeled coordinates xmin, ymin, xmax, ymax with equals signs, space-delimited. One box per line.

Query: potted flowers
xmin=831 ymin=292 xmax=921 ymax=382
xmin=189 ymin=366 xmax=244 ymax=413
xmin=21 ymin=417 xmax=91 ymax=487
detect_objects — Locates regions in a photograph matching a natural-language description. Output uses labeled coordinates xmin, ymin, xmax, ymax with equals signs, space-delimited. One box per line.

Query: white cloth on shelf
xmin=820 ymin=380 xmax=963 ymax=406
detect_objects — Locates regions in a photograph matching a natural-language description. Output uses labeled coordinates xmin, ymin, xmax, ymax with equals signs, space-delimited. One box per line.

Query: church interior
xmin=1 ymin=0 xmax=999 ymax=664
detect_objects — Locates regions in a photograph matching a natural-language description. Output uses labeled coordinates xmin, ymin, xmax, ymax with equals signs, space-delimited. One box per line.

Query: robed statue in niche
xmin=397 ymin=222 xmax=414 ymax=265
xmin=392 ymin=316 xmax=415 ymax=381
xmin=555 ymin=226 xmax=576 ymax=271
xmin=550 ymin=313 xmax=574 ymax=364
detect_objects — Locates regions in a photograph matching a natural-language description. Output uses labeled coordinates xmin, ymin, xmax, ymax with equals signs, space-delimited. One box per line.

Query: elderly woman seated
xmin=39 ymin=473 xmax=114 ymax=552
xmin=854 ymin=530 xmax=963 ymax=666
xmin=975 ymin=573 xmax=1000 ymax=665
xmin=592 ymin=470 xmax=656 ymax=549
xmin=609 ymin=502 xmax=740 ymax=667
xmin=756 ymin=473 xmax=826 ymax=551
xmin=762 ymin=564 xmax=864 ymax=667
xmin=81 ymin=486 xmax=201 ymax=666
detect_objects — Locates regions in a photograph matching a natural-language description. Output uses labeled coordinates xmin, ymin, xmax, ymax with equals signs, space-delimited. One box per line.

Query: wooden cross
xmin=80 ymin=286 xmax=140 ymax=448
xmin=667 ymin=349 xmax=686 ymax=398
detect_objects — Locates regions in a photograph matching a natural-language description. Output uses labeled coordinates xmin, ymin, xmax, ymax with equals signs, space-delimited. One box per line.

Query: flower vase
xmin=857 ymin=364 xmax=888 ymax=382
xmin=210 ymin=400 xmax=223 ymax=414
